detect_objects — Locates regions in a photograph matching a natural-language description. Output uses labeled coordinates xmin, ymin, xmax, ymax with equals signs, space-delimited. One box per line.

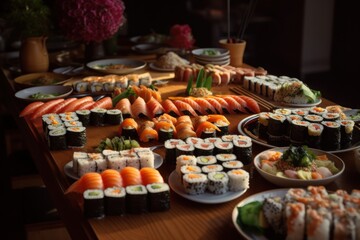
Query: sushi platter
xmin=168 ymin=171 xmax=247 ymax=204
xmin=238 ymin=114 xmax=360 ymax=153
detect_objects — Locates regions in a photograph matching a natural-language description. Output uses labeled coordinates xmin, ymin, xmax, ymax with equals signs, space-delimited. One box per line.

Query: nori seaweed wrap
xmin=146 ymin=183 xmax=170 ymax=212
xmin=83 ymin=189 xmax=105 ymax=218
xmin=66 ymin=126 xmax=87 ymax=148
xmin=321 ymin=121 xmax=341 ymax=150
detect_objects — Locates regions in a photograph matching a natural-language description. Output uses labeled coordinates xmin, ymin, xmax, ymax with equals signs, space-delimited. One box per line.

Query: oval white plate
xmin=253 ymin=147 xmax=345 ymax=187
xmin=237 ymin=114 xmax=360 ymax=153
xmin=232 ymin=188 xmax=289 ymax=240
xmin=86 ymin=58 xmax=147 ymax=75
xmin=168 ymin=170 xmax=247 ymax=204
xmin=15 ymin=85 xmax=73 ymax=102
xmin=64 ymin=152 xmax=163 ymax=180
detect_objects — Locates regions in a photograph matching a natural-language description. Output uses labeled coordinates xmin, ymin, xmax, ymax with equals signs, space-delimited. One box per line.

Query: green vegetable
xmin=30 ymin=92 xmax=60 ymax=99
xmin=281 ymin=145 xmax=316 ymax=167
xmin=112 ymin=87 xmax=135 ymax=106
xmin=185 ymin=75 xmax=194 ymax=96
xmin=185 ymin=68 xmax=212 ymax=96
xmin=237 ymin=201 xmax=267 ymax=233
xmin=95 ymin=136 xmax=140 ymax=152
xmin=202 ymin=49 xmax=220 ymax=56
xmin=300 ymin=84 xmax=321 ymax=103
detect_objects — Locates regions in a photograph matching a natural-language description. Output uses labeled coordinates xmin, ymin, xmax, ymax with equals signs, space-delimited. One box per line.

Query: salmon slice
xmin=238 ymin=95 xmax=260 ymax=113
xmin=131 ymin=96 xmax=150 ymax=119
xmin=91 ymin=96 xmax=113 ymax=109
xmin=29 ymin=99 xmax=65 ymax=119
xmin=140 ymin=167 xmax=164 ymax=185
xmin=101 ymin=169 xmax=122 ymax=189
xmin=161 ymin=99 xmax=182 ymax=117
xmin=146 ymin=96 xmax=165 ymax=118
xmin=204 ymin=97 xmax=223 ymax=114
xmin=19 ymin=101 xmax=44 ymax=117
xmin=48 ymin=98 xmax=77 ymax=113
xmin=139 ymin=126 xmax=158 ymax=142
xmin=115 ymin=98 xmax=133 ymax=118
xmin=61 ymin=96 xmax=93 ymax=113
xmin=173 ymin=100 xmax=198 ymax=117
xmin=192 ymin=98 xmax=216 ymax=114
xmin=65 ymin=172 xmax=103 ymax=194
xmin=120 ymin=167 xmax=142 ymax=187
xmin=181 ymin=98 xmax=207 ymax=115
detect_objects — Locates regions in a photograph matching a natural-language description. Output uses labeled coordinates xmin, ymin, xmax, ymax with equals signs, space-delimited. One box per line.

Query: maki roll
xmin=221 ymin=134 xmax=239 ymax=142
xmin=175 ymin=143 xmax=195 ymax=158
xmin=196 ymin=155 xmax=217 ymax=167
xmin=66 ymin=126 xmax=87 ymax=148
xmin=284 ymin=114 xmax=303 ymax=141
xmin=289 ymin=120 xmax=310 ymax=146
xmin=207 ymin=171 xmax=229 ymax=194
xmin=227 ymin=169 xmax=250 ymax=191
xmin=232 ymin=138 xmax=252 ymax=165
xmin=214 ymin=121 xmax=229 ymax=136
xmin=285 ymin=202 xmax=305 ymax=240
xmin=90 ymin=108 xmax=107 ymax=126
xmin=215 ymin=153 xmax=237 ymax=163
xmin=204 ymin=137 xmax=222 ymax=145
xmin=103 ymin=81 xmax=115 ymax=92
xmin=89 ymin=82 xmax=103 ymax=93
xmin=180 ymin=165 xmax=202 ymax=183
xmin=309 ymin=106 xmax=327 ymax=116
xmin=48 ymin=128 xmax=67 ymax=150
xmin=267 ymin=113 xmax=286 ymax=145
xmin=322 ymin=112 xmax=340 ymax=122
xmin=60 ymin=113 xmax=79 ymax=122
xmin=73 ymin=81 xmax=89 ymax=93
xmin=306 ymin=207 xmax=332 ymax=240
xmin=158 ymin=126 xmax=174 ymax=143
xmin=46 ymin=122 xmax=64 ymax=139
xmin=146 ymin=183 xmax=170 ymax=212
xmin=125 ymin=185 xmax=148 ymax=214
xmin=107 ymin=155 xmax=127 ymax=171
xmin=194 ymin=142 xmax=214 ymax=157
xmin=64 ymin=120 xmax=83 ymax=128
xmin=201 ymin=164 xmax=224 ymax=174
xmin=83 ymin=189 xmax=105 ymax=218
xmin=137 ymin=150 xmax=155 ymax=168
xmin=222 ymin=160 xmax=244 ymax=172
xmin=72 ymin=151 xmax=88 ymax=173
xmin=274 ymin=108 xmax=292 ymax=116
xmin=164 ymin=139 xmax=185 ymax=164
xmin=105 ymin=109 xmax=123 ymax=125
xmin=257 ymin=112 xmax=270 ymax=139
xmin=76 ymin=109 xmax=91 ymax=126
xmin=306 ymin=123 xmax=324 ymax=148
xmin=119 ymin=118 xmax=139 ymax=140
xmin=214 ymin=141 xmax=233 ymax=154
xmin=182 ymin=173 xmax=208 ymax=195
xmin=321 ymin=121 xmax=341 ymax=150
xmin=337 ymin=119 xmax=355 ymax=148
xmin=104 ymin=187 xmax=126 ymax=216
xmin=291 ymin=109 xmax=309 ymax=117
xmin=185 ymin=137 xmax=204 ymax=145
xmin=304 ymin=114 xmax=323 ymax=124
xmin=176 ymin=155 xmax=197 ymax=175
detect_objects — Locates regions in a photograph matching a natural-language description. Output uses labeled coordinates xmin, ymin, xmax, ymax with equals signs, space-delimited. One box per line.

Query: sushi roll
xmin=185 ymin=137 xmax=204 ymax=145
xmin=274 ymin=108 xmax=292 ymax=116
xmin=48 ymin=128 xmax=67 ymax=150
xmin=243 ymin=76 xmax=255 ymax=90
xmin=158 ymin=126 xmax=174 ymax=143
xmin=194 ymin=142 xmax=214 ymax=157
xmin=196 ymin=155 xmax=217 ymax=167
xmin=76 ymin=109 xmax=91 ymax=126
xmin=179 ymin=165 xmax=202 ymax=183
xmin=285 ymin=202 xmax=305 ymax=240
xmin=306 ymin=207 xmax=332 ymax=240
xmin=304 ymin=114 xmax=324 ymax=124
xmin=207 ymin=171 xmax=229 ymax=194
xmin=73 ymin=152 xmax=88 ymax=173
xmin=114 ymin=76 xmax=128 ymax=89
xmin=137 ymin=150 xmax=155 ymax=168
xmin=104 ymin=187 xmax=126 ymax=216
xmin=222 ymin=160 xmax=244 ymax=172
xmin=232 ymin=137 xmax=252 ymax=165
xmin=291 ymin=109 xmax=309 ymax=117
xmin=337 ymin=119 xmax=355 ymax=148
xmin=119 ymin=118 xmax=139 ymax=140
xmin=64 ymin=120 xmax=83 ymax=128
xmin=182 ymin=173 xmax=208 ymax=195
xmin=146 ymin=183 xmax=170 ymax=212
xmin=105 ymin=109 xmax=123 ymax=125
xmin=309 ymin=106 xmax=327 ymax=116
xmin=321 ymin=121 xmax=341 ymax=150
xmin=214 ymin=141 xmax=233 ymax=154
xmin=267 ymin=113 xmax=286 ymax=145
xmin=257 ymin=112 xmax=270 ymax=139
xmin=103 ymin=81 xmax=115 ymax=92
xmin=77 ymin=157 xmax=107 ymax=177
xmin=306 ymin=123 xmax=324 ymax=148
xmin=215 ymin=153 xmax=237 ymax=163
xmin=125 ymin=185 xmax=148 ymax=214
xmin=66 ymin=126 xmax=86 ymax=148
xmin=90 ymin=108 xmax=107 ymax=126
xmin=322 ymin=112 xmax=340 ymax=122
xmin=214 ymin=121 xmax=229 ymax=137
xmin=289 ymin=120 xmax=310 ymax=146
xmin=74 ymin=81 xmax=89 ymax=93
xmin=176 ymin=155 xmax=197 ymax=175
xmin=204 ymin=137 xmax=222 ymax=145
xmin=164 ymin=139 xmax=185 ymax=164
xmin=83 ymin=189 xmax=105 ymax=218
xmin=102 ymin=149 xmax=119 ymax=158
xmin=89 ymin=82 xmax=103 ymax=92
xmin=107 ymin=155 xmax=127 ymax=171
xmin=221 ymin=134 xmax=239 ymax=142
xmin=175 ymin=143 xmax=195 ymax=158
xmin=61 ymin=114 xmax=79 ymax=123
xmin=332 ymin=209 xmax=356 ymax=240
xmin=227 ymin=169 xmax=250 ymax=191
xmin=201 ymin=164 xmax=224 ymax=174
xmin=46 ymin=122 xmax=65 ymax=139
xmin=262 ymin=196 xmax=285 ymax=234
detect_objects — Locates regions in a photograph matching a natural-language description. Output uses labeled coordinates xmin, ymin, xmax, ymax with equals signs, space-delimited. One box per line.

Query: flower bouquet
xmin=167 ymin=24 xmax=195 ymax=50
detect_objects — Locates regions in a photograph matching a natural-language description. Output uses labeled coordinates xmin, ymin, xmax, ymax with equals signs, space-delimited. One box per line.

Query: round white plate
xmin=15 ymin=85 xmax=73 ymax=102
xmin=168 ymin=171 xmax=247 ymax=204
xmin=253 ymin=147 xmax=345 ymax=187
xmin=148 ymin=62 xmax=175 ymax=72
xmin=191 ymin=48 xmax=229 ymax=58
xmin=64 ymin=152 xmax=164 ymax=180
xmin=344 ymin=109 xmax=360 ymax=122
xmin=232 ymin=188 xmax=289 ymax=240
xmin=195 ymin=58 xmax=230 ymax=66
xmin=237 ymin=114 xmax=360 ymax=153
xmin=86 ymin=58 xmax=147 ymax=75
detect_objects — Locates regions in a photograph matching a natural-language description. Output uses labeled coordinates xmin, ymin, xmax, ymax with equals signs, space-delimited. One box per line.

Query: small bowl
xmin=191 ymin=48 xmax=229 ymax=59
xmin=15 ymin=85 xmax=73 ymax=102
xmin=254 ymin=147 xmax=345 ymax=187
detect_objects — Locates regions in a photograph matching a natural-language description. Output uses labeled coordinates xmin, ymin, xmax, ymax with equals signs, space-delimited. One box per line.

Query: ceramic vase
xmin=219 ymin=39 xmax=246 ymax=67
xmin=20 ymin=36 xmax=49 ymax=73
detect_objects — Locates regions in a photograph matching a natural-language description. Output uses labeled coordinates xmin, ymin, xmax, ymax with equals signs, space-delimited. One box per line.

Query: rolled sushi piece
xmin=83 ymin=189 xmax=105 ymax=218
xmin=66 ymin=126 xmax=87 ymax=148
xmin=182 ymin=173 xmax=208 ymax=195
xmin=284 ymin=114 xmax=303 ymax=140
xmin=257 ymin=112 xmax=271 ymax=139
xmin=175 ymin=143 xmax=195 ymax=158
xmin=164 ymin=139 xmax=185 ymax=164
xmin=89 ymin=82 xmax=103 ymax=93
xmin=267 ymin=113 xmax=286 ymax=137
xmin=158 ymin=127 xmax=174 ymax=143
xmin=105 ymin=109 xmax=123 ymax=125
xmin=104 ymin=187 xmax=126 ymax=216
xmin=207 ymin=171 xmax=229 ymax=194
xmin=291 ymin=109 xmax=309 ymax=117
xmin=221 ymin=134 xmax=239 ymax=142
xmin=262 ymin=196 xmax=285 ymax=235
xmin=222 ymin=160 xmax=244 ymax=172
xmin=48 ymin=128 xmax=67 ymax=150
xmin=76 ymin=109 xmax=91 ymax=126
xmin=337 ymin=119 xmax=355 ymax=148
xmin=304 ymin=114 xmax=324 ymax=124
xmin=306 ymin=207 xmax=332 ymax=240
xmin=74 ymin=81 xmax=89 ymax=93
xmin=185 ymin=137 xmax=204 ymax=145
xmin=227 ymin=169 xmax=249 ymax=191
xmin=196 ymin=155 xmax=217 ymax=167
xmin=285 ymin=202 xmax=305 ymax=240
xmin=306 ymin=123 xmax=324 ymax=148
xmin=214 ymin=121 xmax=229 ymax=137
xmin=46 ymin=122 xmax=65 ymax=138
xmin=90 ymin=108 xmax=107 ymax=126
xmin=232 ymin=137 xmax=252 ymax=165
xmin=214 ymin=141 xmax=233 ymax=154
xmin=332 ymin=209 xmax=356 ymax=240
xmin=309 ymin=106 xmax=327 ymax=116
xmin=194 ymin=142 xmax=214 ymax=157
xmin=137 ymin=150 xmax=155 ymax=168
xmin=125 ymin=185 xmax=148 ymax=214
xmin=289 ymin=120 xmax=310 ymax=146
xmin=119 ymin=118 xmax=139 ymax=140
xmin=64 ymin=120 xmax=83 ymax=128
xmin=146 ymin=183 xmax=170 ymax=212
xmin=321 ymin=121 xmax=341 ymax=150
xmin=176 ymin=155 xmax=197 ymax=175
xmin=107 ymin=155 xmax=127 ymax=171
xmin=215 ymin=153 xmax=237 ymax=163
xmin=180 ymin=165 xmax=202 ymax=183
xmin=73 ymin=151 xmax=88 ymax=173
xmin=204 ymin=137 xmax=222 ymax=145
xmin=322 ymin=112 xmax=340 ymax=122
xmin=201 ymin=164 xmax=224 ymax=174
xmin=274 ymin=108 xmax=292 ymax=116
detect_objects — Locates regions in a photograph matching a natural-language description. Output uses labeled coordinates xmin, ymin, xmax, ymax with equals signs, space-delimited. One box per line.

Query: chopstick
xmin=230 ymin=86 xmax=276 ymax=112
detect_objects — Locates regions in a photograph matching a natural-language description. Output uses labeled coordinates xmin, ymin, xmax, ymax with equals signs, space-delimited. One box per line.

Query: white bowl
xmin=195 ymin=58 xmax=230 ymax=66
xmin=191 ymin=48 xmax=229 ymax=59
xmin=15 ymin=85 xmax=73 ymax=102
xmin=254 ymin=147 xmax=345 ymax=187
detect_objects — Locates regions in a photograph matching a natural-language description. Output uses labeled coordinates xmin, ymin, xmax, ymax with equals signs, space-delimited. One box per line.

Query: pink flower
xmin=167 ymin=24 xmax=195 ymax=50
xmin=58 ymin=0 xmax=125 ymax=43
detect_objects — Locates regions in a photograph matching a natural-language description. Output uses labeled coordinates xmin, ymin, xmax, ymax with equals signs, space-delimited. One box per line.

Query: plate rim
xmin=237 ymin=114 xmax=360 ymax=153
xmin=168 ymin=170 xmax=247 ymax=204
xmin=14 ymin=72 xmax=71 ymax=86
xmin=232 ymin=188 xmax=289 ymax=240
xmin=191 ymin=48 xmax=230 ymax=58
xmin=64 ymin=152 xmax=163 ymax=180
xmin=15 ymin=85 xmax=73 ymax=101
xmin=86 ymin=58 xmax=147 ymax=74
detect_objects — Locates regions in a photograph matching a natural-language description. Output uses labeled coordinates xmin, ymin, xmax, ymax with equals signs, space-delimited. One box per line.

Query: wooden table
xmin=1 ymin=65 xmax=359 ymax=240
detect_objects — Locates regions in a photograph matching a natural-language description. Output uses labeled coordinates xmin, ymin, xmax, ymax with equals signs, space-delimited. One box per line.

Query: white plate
xmin=253 ymin=147 xmax=345 ymax=187
xmin=86 ymin=58 xmax=147 ymax=75
xmin=64 ymin=152 xmax=164 ymax=180
xmin=232 ymin=188 xmax=289 ymax=240
xmin=191 ymin=48 xmax=229 ymax=58
xmin=195 ymin=58 xmax=230 ymax=66
xmin=278 ymin=98 xmax=322 ymax=108
xmin=15 ymin=85 xmax=73 ymax=102
xmin=237 ymin=114 xmax=360 ymax=153
xmin=344 ymin=109 xmax=360 ymax=122
xmin=53 ymin=66 xmax=84 ymax=76
xmin=168 ymin=171 xmax=247 ymax=204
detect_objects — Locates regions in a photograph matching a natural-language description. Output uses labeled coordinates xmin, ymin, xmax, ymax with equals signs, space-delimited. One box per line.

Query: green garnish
xmin=281 ymin=145 xmax=316 ymax=167
xmin=30 ymin=92 xmax=60 ymax=99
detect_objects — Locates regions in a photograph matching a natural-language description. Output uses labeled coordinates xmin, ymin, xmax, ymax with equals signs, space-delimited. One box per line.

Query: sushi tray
xmin=238 ymin=114 xmax=360 ymax=153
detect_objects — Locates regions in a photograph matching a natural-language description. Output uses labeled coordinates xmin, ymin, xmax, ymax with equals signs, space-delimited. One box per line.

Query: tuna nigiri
xmin=65 ymin=172 xmax=104 ymax=194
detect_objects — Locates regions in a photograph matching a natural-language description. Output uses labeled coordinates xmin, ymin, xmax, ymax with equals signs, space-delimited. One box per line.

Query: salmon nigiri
xmin=173 ymin=100 xmax=198 ymax=117
xmin=101 ymin=169 xmax=123 ymax=189
xmin=120 ymin=167 xmax=142 ymax=187
xmin=65 ymin=172 xmax=104 ymax=194
xmin=238 ymin=95 xmax=260 ymax=113
xmin=19 ymin=101 xmax=44 ymax=117
xmin=140 ymin=167 xmax=164 ymax=185
xmin=161 ymin=99 xmax=181 ymax=117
